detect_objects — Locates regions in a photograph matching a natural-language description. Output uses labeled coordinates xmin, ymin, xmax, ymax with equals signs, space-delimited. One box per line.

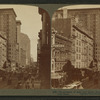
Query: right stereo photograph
xmin=51 ymin=5 xmax=100 ymax=89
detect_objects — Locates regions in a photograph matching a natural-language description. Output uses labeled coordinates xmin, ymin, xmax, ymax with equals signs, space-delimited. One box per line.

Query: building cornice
xmin=0 ymin=34 xmax=7 ymax=40
xmin=73 ymin=25 xmax=93 ymax=40
xmin=55 ymin=33 xmax=72 ymax=43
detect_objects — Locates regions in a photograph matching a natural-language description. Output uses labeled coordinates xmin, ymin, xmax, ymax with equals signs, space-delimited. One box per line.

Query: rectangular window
xmin=76 ymin=47 xmax=78 ymax=52
xmin=77 ymin=40 xmax=78 ymax=45
xmin=79 ymin=41 xmax=81 ymax=46
xmin=77 ymin=54 xmax=78 ymax=59
xmin=79 ymin=62 xmax=80 ymax=68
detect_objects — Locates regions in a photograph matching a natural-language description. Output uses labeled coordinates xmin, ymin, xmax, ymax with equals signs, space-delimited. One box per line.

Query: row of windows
xmin=76 ymin=39 xmax=81 ymax=46
xmin=75 ymin=47 xmax=81 ymax=53
xmin=75 ymin=62 xmax=89 ymax=68
xmin=73 ymin=27 xmax=93 ymax=43
xmin=75 ymin=45 xmax=93 ymax=53
xmin=76 ymin=54 xmax=81 ymax=60
xmin=75 ymin=53 xmax=93 ymax=60
xmin=75 ymin=39 xmax=93 ymax=47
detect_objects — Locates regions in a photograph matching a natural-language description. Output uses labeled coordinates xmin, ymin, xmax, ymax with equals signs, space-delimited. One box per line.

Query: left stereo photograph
xmin=0 ymin=5 xmax=51 ymax=89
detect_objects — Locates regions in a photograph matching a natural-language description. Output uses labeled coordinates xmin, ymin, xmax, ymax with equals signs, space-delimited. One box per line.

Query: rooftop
xmin=67 ymin=8 xmax=100 ymax=11
xmin=0 ymin=8 xmax=17 ymax=17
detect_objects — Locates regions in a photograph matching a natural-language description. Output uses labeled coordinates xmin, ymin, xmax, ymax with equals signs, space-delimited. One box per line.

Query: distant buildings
xmin=19 ymin=33 xmax=30 ymax=66
xmin=0 ymin=8 xmax=30 ymax=69
xmin=16 ymin=20 xmax=21 ymax=64
xmin=20 ymin=48 xmax=26 ymax=67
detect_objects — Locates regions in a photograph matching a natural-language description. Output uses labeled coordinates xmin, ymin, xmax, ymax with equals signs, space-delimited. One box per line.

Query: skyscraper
xmin=19 ymin=33 xmax=30 ymax=66
xmin=0 ymin=8 xmax=17 ymax=67
xmin=0 ymin=31 xmax=7 ymax=68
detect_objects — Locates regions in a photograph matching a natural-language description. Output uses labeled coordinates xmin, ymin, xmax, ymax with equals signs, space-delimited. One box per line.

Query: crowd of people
xmin=0 ymin=66 xmax=41 ymax=89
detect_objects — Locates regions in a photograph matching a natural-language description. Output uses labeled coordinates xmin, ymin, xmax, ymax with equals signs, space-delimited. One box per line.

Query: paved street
xmin=0 ymin=69 xmax=41 ymax=89
xmin=82 ymin=73 xmax=100 ymax=89
xmin=82 ymin=78 xmax=100 ymax=89
xmin=0 ymin=77 xmax=41 ymax=89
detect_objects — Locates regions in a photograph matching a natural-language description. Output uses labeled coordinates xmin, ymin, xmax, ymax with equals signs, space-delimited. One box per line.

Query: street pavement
xmin=0 ymin=75 xmax=40 ymax=89
xmin=0 ymin=74 xmax=100 ymax=89
xmin=82 ymin=76 xmax=100 ymax=89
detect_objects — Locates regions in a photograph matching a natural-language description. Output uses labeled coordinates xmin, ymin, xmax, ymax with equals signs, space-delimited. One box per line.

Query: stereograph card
xmin=0 ymin=3 xmax=100 ymax=96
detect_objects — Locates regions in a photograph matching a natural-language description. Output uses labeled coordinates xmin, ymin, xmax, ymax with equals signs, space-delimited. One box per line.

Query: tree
xmin=73 ymin=68 xmax=82 ymax=81
xmin=63 ymin=60 xmax=74 ymax=73
xmin=62 ymin=60 xmax=83 ymax=82
xmin=62 ymin=60 xmax=75 ymax=83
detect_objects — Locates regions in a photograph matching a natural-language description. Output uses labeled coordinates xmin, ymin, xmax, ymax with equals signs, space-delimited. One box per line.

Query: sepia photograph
xmin=0 ymin=5 xmax=51 ymax=89
xmin=51 ymin=5 xmax=100 ymax=89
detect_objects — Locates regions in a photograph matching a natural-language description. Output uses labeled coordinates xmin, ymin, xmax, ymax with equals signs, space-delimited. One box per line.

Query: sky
xmin=0 ymin=5 xmax=42 ymax=62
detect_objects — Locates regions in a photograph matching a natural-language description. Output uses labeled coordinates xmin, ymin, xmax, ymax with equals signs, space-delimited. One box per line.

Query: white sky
xmin=0 ymin=5 xmax=42 ymax=62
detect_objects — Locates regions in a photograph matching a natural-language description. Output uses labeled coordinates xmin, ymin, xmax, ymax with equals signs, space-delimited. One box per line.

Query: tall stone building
xmin=66 ymin=8 xmax=100 ymax=67
xmin=19 ymin=33 xmax=30 ymax=66
xmin=0 ymin=8 xmax=17 ymax=67
xmin=0 ymin=9 xmax=31 ymax=69
xmin=72 ymin=25 xmax=93 ymax=68
xmin=16 ymin=20 xmax=21 ymax=44
xmin=20 ymin=48 xmax=26 ymax=67
xmin=37 ymin=30 xmax=42 ymax=68
xmin=16 ymin=20 xmax=21 ymax=64
xmin=16 ymin=20 xmax=30 ymax=67
xmin=0 ymin=31 xmax=7 ymax=68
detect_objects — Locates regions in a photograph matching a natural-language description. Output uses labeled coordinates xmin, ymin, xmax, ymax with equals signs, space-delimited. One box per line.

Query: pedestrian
xmin=25 ymin=79 xmax=30 ymax=89
xmin=31 ymin=76 xmax=35 ymax=88
xmin=62 ymin=60 xmax=74 ymax=83
xmin=16 ymin=81 xmax=22 ymax=89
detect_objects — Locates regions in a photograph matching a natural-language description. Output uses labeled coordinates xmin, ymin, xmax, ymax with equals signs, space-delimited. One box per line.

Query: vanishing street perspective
xmin=51 ymin=5 xmax=100 ymax=89
xmin=0 ymin=5 xmax=50 ymax=89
